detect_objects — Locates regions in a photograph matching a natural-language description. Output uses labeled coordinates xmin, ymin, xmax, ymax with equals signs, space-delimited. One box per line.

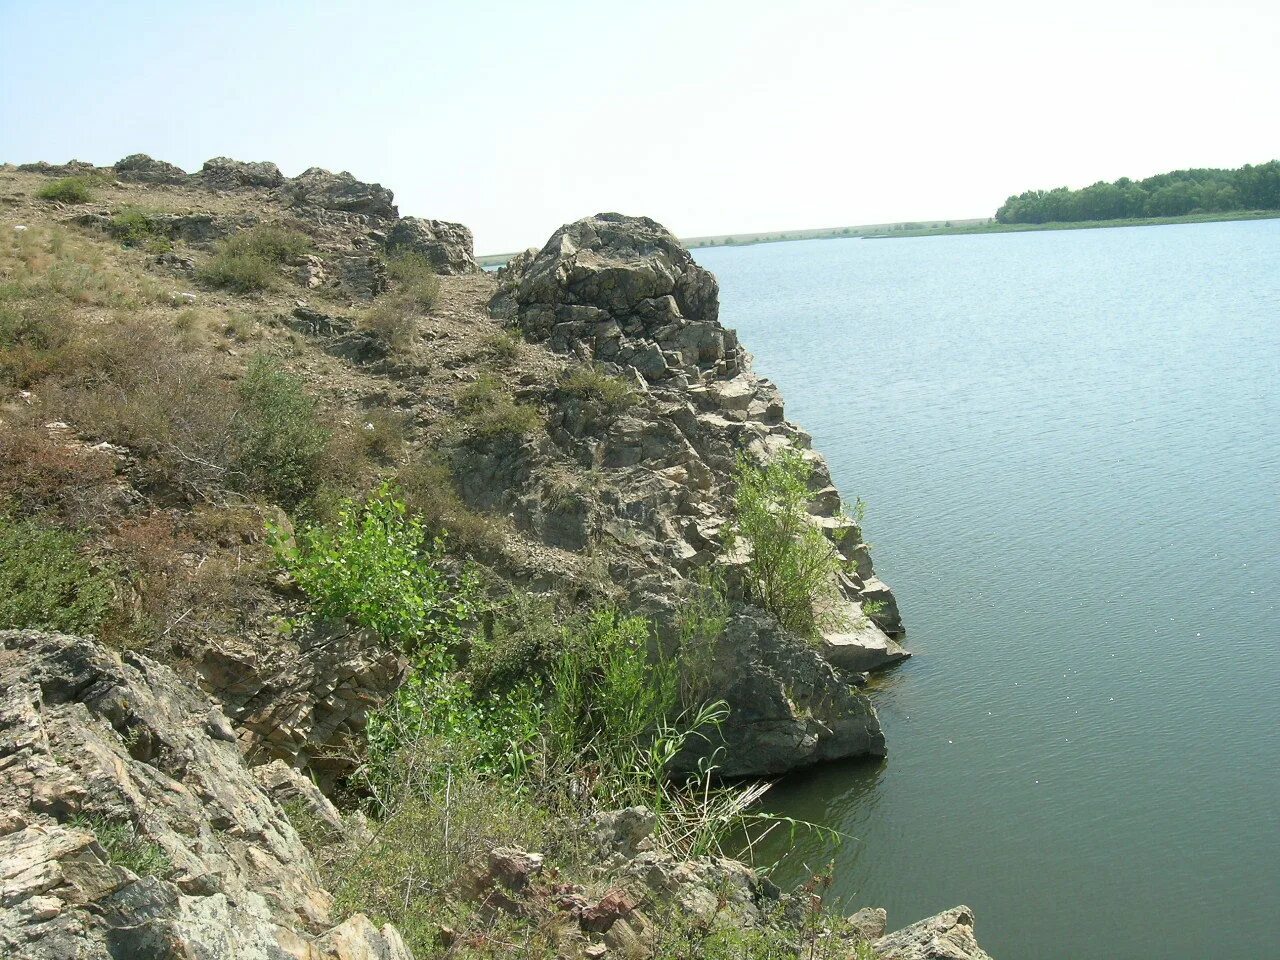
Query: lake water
xmin=694 ymin=220 xmax=1280 ymax=960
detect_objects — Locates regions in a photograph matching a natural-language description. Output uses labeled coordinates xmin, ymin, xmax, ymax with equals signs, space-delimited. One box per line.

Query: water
xmin=694 ymin=221 xmax=1280 ymax=960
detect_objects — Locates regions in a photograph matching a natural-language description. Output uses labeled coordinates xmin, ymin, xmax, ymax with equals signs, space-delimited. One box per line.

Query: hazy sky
xmin=2 ymin=0 xmax=1277 ymax=252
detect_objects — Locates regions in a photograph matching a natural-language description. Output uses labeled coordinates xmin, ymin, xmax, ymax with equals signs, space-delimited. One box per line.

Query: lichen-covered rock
xmin=283 ymin=167 xmax=397 ymax=219
xmin=386 ymin=216 xmax=478 ymax=274
xmin=872 ymin=905 xmax=995 ymax=960
xmin=0 ymin=629 xmax=409 ymax=959
xmin=16 ymin=160 xmax=100 ymax=177
xmin=200 ymin=156 xmax=284 ymax=189
xmin=114 ymin=153 xmax=188 ymax=184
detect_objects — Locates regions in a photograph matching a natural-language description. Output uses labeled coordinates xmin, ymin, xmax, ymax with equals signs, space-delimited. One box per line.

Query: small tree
xmin=727 ymin=449 xmax=846 ymax=638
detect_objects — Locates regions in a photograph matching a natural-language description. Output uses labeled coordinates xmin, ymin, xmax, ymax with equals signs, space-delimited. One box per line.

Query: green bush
xmin=233 ymin=355 xmax=330 ymax=507
xmin=559 ymin=363 xmax=637 ymax=416
xmin=385 ymin=250 xmax=440 ymax=309
xmin=275 ymin=484 xmax=477 ymax=651
xmin=0 ymin=516 xmax=116 ymax=634
xmin=727 ymin=449 xmax=847 ymax=638
xmin=457 ymin=375 xmax=540 ymax=440
xmin=37 ymin=177 xmax=93 ymax=203
xmin=199 ymin=224 xmax=311 ymax=293
xmin=109 ymin=208 xmax=170 ymax=251
xmin=73 ymin=816 xmax=170 ymax=877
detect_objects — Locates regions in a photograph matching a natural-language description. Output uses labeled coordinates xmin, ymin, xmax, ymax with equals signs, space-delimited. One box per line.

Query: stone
xmin=385 ymin=216 xmax=478 ymax=274
xmin=821 ymin=618 xmax=911 ymax=674
xmin=846 ymin=905 xmax=888 ymax=940
xmin=200 ymin=157 xmax=284 ymax=189
xmin=872 ymin=905 xmax=994 ymax=960
xmin=579 ymin=888 xmax=637 ymax=933
xmin=0 ymin=629 xmax=412 ymax=959
xmin=589 ymin=807 xmax=657 ymax=862
xmin=283 ymin=167 xmax=397 ymax=220
xmin=114 ymin=153 xmax=188 ymax=184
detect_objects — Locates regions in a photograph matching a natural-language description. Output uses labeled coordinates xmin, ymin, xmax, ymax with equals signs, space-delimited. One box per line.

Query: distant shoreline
xmin=476 ymin=209 xmax=1280 ymax=266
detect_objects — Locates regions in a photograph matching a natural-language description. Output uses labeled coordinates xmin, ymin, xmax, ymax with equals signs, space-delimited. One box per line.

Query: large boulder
xmin=283 ymin=167 xmax=397 ymax=219
xmin=0 ymin=629 xmax=408 ymax=959
xmin=872 ymin=905 xmax=995 ymax=959
xmin=385 ymin=216 xmax=478 ymax=274
xmin=200 ymin=156 xmax=284 ymax=189
xmin=114 ymin=153 xmax=188 ymax=184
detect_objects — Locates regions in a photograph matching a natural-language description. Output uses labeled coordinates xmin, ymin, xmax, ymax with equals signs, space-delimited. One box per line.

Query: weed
xmin=385 ymin=250 xmax=441 ymax=309
xmin=73 ymin=816 xmax=171 ymax=877
xmin=558 ymin=363 xmax=637 ymax=417
xmin=37 ymin=177 xmax=93 ymax=203
xmin=0 ymin=515 xmax=116 ymax=635
xmin=233 ymin=355 xmax=330 ymax=508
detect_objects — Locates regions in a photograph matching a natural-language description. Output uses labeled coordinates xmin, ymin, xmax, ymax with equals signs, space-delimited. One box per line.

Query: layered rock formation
xmin=489 ymin=213 xmax=906 ymax=774
xmin=0 ymin=629 xmax=408 ymax=959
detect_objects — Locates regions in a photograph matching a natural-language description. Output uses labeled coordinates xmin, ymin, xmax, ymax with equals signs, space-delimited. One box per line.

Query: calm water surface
xmin=695 ymin=221 xmax=1280 ymax=960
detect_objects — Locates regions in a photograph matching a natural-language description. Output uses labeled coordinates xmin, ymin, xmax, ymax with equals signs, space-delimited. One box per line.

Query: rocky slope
xmin=0 ymin=155 xmax=992 ymax=958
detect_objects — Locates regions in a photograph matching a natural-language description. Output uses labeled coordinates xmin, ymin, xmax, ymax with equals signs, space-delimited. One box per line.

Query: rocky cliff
xmin=0 ymin=156 xmax=994 ymax=958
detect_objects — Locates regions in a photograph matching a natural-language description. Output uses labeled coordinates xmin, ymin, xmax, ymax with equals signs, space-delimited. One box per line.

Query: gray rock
xmin=200 ymin=157 xmax=284 ymax=189
xmin=385 ymin=216 xmax=478 ymax=274
xmin=848 ymin=906 xmax=889 ymax=941
xmin=283 ymin=167 xmax=397 ymax=219
xmin=16 ymin=160 xmax=99 ymax=177
xmin=822 ymin=618 xmax=911 ymax=674
xmin=0 ymin=629 xmax=411 ymax=959
xmin=873 ymin=905 xmax=994 ymax=960
xmin=114 ymin=153 xmax=188 ymax=184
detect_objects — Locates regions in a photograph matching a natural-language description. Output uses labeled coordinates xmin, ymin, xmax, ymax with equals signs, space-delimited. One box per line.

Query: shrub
xmin=233 ymin=355 xmax=330 ymax=507
xmin=0 ymin=515 xmax=116 ymax=634
xmin=457 ymin=375 xmax=540 ymax=440
xmin=0 ymin=425 xmax=119 ymax=527
xmin=37 ymin=177 xmax=93 ymax=203
xmin=727 ymin=449 xmax=847 ymax=638
xmin=385 ymin=250 xmax=440 ymax=309
xmin=559 ymin=363 xmax=637 ymax=416
xmin=0 ymin=294 xmax=76 ymax=386
xmin=483 ymin=328 xmax=523 ymax=364
xmin=198 ymin=224 xmax=311 ymax=293
xmin=361 ymin=294 xmax=417 ymax=349
xmin=274 ymin=484 xmax=478 ymax=651
xmin=109 ymin=208 xmax=169 ymax=250
xmin=395 ymin=457 xmax=507 ymax=553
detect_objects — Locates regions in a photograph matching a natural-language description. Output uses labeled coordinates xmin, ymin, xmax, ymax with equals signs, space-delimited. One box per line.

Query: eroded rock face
xmin=386 ymin=216 xmax=478 ymax=274
xmin=490 ymin=213 xmax=905 ymax=775
xmin=195 ymin=622 xmax=405 ymax=790
xmin=200 ymin=156 xmax=285 ymax=189
xmin=283 ymin=167 xmax=398 ymax=220
xmin=114 ymin=153 xmax=188 ymax=184
xmin=0 ymin=629 xmax=407 ymax=959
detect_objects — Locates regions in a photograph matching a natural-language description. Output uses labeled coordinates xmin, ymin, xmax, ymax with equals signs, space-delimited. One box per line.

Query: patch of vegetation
xmin=385 ymin=250 xmax=441 ymax=309
xmin=558 ymin=363 xmax=637 ymax=417
xmin=109 ymin=208 xmax=170 ymax=251
xmin=727 ymin=449 xmax=847 ymax=638
xmin=457 ymin=374 xmax=541 ymax=440
xmin=232 ymin=355 xmax=331 ymax=508
xmin=0 ymin=515 xmax=116 ymax=635
xmin=37 ymin=177 xmax=93 ymax=203
xmin=396 ymin=457 xmax=508 ymax=554
xmin=274 ymin=484 xmax=477 ymax=651
xmin=73 ymin=816 xmax=171 ymax=877
xmin=482 ymin=328 xmax=523 ymax=364
xmin=199 ymin=224 xmax=311 ymax=293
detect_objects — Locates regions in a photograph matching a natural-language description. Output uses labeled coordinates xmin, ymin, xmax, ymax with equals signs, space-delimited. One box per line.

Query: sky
xmin=2 ymin=0 xmax=1278 ymax=253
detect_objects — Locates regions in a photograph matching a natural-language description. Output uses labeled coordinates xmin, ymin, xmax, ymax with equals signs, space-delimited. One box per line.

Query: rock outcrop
xmin=490 ymin=213 xmax=907 ymax=774
xmin=872 ymin=905 xmax=994 ymax=960
xmin=113 ymin=153 xmax=188 ymax=184
xmin=282 ymin=167 xmax=398 ymax=220
xmin=386 ymin=216 xmax=478 ymax=274
xmin=0 ymin=629 xmax=408 ymax=959
xmin=200 ymin=157 xmax=285 ymax=190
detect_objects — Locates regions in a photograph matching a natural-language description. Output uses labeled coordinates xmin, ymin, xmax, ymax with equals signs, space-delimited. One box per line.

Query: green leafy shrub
xmin=0 ymin=516 xmax=116 ymax=634
xmin=37 ymin=177 xmax=93 ymax=203
xmin=109 ymin=208 xmax=169 ymax=250
xmin=558 ymin=363 xmax=637 ymax=417
xmin=727 ymin=449 xmax=846 ymax=638
xmin=199 ymin=224 xmax=311 ymax=293
xmin=233 ymin=355 xmax=330 ymax=507
xmin=275 ymin=484 xmax=477 ymax=650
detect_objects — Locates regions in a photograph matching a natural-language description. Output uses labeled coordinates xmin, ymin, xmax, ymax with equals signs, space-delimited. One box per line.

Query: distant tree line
xmin=995 ymin=160 xmax=1280 ymax=224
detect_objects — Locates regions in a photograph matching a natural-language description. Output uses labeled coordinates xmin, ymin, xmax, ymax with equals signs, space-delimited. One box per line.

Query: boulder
xmin=114 ymin=153 xmax=188 ymax=184
xmin=16 ymin=160 xmax=99 ymax=177
xmin=822 ymin=618 xmax=911 ymax=674
xmin=385 ymin=216 xmax=478 ymax=274
xmin=0 ymin=629 xmax=409 ymax=959
xmin=872 ymin=906 xmax=995 ymax=960
xmin=200 ymin=157 xmax=284 ymax=189
xmin=283 ymin=167 xmax=397 ymax=219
